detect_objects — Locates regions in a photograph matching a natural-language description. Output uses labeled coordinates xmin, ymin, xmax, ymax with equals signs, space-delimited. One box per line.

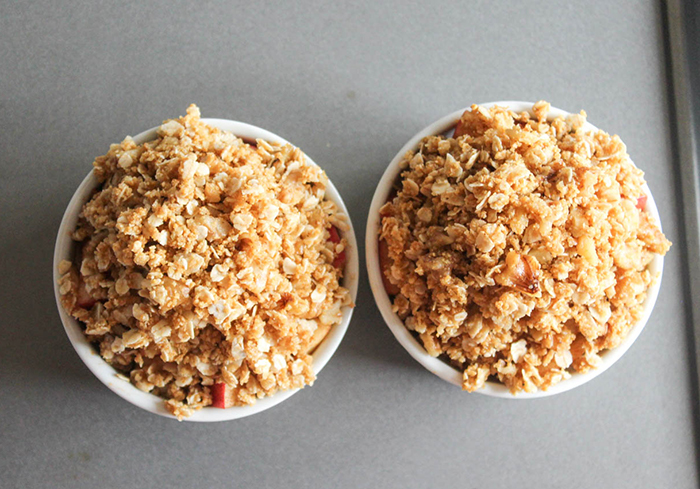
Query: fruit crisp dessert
xmin=58 ymin=105 xmax=352 ymax=419
xmin=378 ymin=101 xmax=671 ymax=393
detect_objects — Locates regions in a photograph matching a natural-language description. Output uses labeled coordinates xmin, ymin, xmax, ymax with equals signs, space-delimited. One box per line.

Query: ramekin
xmin=365 ymin=101 xmax=664 ymax=398
xmin=54 ymin=118 xmax=359 ymax=421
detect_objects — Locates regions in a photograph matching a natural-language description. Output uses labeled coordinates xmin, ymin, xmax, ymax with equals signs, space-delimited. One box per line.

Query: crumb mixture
xmin=379 ymin=101 xmax=671 ymax=393
xmin=58 ymin=105 xmax=352 ymax=418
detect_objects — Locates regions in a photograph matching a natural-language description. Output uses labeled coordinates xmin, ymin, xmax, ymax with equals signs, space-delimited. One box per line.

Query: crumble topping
xmin=379 ymin=101 xmax=671 ymax=393
xmin=58 ymin=105 xmax=352 ymax=419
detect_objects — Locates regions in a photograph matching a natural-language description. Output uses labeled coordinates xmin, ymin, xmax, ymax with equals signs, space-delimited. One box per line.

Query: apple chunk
xmin=378 ymin=238 xmax=400 ymax=296
xmin=76 ymin=278 xmax=96 ymax=309
xmin=328 ymin=226 xmax=347 ymax=269
xmin=333 ymin=250 xmax=346 ymax=269
xmin=636 ymin=194 xmax=647 ymax=211
xmin=211 ymin=382 xmax=235 ymax=408
xmin=307 ymin=322 xmax=331 ymax=354
xmin=328 ymin=225 xmax=341 ymax=243
xmin=453 ymin=115 xmax=467 ymax=138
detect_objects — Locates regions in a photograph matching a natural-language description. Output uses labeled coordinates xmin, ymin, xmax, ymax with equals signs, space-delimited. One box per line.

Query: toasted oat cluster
xmin=379 ymin=102 xmax=671 ymax=393
xmin=58 ymin=105 xmax=352 ymax=419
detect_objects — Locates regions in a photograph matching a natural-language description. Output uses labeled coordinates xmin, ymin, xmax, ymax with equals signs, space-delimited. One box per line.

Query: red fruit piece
xmin=76 ymin=279 xmax=96 ymax=309
xmin=328 ymin=226 xmax=346 ymax=269
xmin=328 ymin=226 xmax=341 ymax=243
xmin=636 ymin=194 xmax=647 ymax=211
xmin=378 ymin=238 xmax=400 ymax=296
xmin=453 ymin=115 xmax=467 ymax=138
xmin=333 ymin=250 xmax=346 ymax=269
xmin=211 ymin=382 xmax=227 ymax=408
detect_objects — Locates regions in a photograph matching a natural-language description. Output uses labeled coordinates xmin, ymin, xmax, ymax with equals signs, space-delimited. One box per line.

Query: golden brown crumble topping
xmin=379 ymin=102 xmax=670 ymax=393
xmin=58 ymin=105 xmax=352 ymax=419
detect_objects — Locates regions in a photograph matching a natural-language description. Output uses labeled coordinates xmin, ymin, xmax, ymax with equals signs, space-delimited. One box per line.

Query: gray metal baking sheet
xmin=0 ymin=1 xmax=697 ymax=488
xmin=669 ymin=0 xmax=700 ymax=421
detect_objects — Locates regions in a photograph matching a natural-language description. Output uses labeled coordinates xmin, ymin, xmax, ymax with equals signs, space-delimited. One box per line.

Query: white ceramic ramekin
xmin=366 ymin=101 xmax=665 ymax=398
xmin=53 ymin=118 xmax=359 ymax=421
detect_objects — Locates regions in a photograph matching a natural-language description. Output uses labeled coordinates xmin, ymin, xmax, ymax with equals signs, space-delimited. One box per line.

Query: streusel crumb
xmin=379 ymin=102 xmax=670 ymax=393
xmin=58 ymin=105 xmax=352 ymax=419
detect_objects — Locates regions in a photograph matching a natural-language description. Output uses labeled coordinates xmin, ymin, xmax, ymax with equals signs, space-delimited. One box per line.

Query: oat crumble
xmin=379 ymin=101 xmax=671 ymax=393
xmin=58 ymin=105 xmax=352 ymax=419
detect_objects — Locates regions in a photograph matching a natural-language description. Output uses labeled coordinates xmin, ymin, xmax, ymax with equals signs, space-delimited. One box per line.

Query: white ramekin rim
xmin=53 ymin=118 xmax=359 ymax=421
xmin=365 ymin=101 xmax=664 ymax=398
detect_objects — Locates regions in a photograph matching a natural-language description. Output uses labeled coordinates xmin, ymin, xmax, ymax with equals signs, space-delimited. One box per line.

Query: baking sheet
xmin=0 ymin=1 xmax=697 ymax=487
xmin=667 ymin=0 xmax=700 ymax=421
